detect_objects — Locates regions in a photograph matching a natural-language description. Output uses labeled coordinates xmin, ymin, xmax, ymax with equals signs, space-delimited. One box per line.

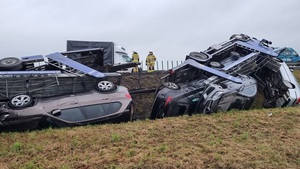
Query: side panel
xmin=66 ymin=41 xmax=114 ymax=65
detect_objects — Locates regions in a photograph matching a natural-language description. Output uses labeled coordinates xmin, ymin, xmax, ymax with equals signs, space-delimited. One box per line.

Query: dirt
xmin=120 ymin=71 xmax=168 ymax=119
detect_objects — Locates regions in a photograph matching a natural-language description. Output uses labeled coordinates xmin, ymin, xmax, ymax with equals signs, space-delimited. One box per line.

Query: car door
xmin=42 ymin=94 xmax=79 ymax=113
xmin=76 ymin=91 xmax=112 ymax=107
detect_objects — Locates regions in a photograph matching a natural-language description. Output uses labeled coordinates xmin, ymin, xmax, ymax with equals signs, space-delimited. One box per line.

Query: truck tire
xmin=0 ymin=57 xmax=23 ymax=71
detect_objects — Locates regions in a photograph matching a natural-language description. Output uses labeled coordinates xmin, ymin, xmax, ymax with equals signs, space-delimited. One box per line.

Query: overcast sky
xmin=1 ymin=0 xmax=300 ymax=63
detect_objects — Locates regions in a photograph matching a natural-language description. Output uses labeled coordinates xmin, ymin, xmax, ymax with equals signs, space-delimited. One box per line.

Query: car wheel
xmin=263 ymin=101 xmax=275 ymax=108
xmin=8 ymin=94 xmax=33 ymax=108
xmin=0 ymin=57 xmax=23 ymax=71
xmin=209 ymin=61 xmax=223 ymax=68
xmin=95 ymin=80 xmax=117 ymax=92
xmin=163 ymin=82 xmax=180 ymax=90
xmin=229 ymin=34 xmax=249 ymax=41
xmin=279 ymin=80 xmax=295 ymax=91
xmin=150 ymin=100 xmax=165 ymax=119
xmin=129 ymin=103 xmax=135 ymax=121
xmin=189 ymin=52 xmax=209 ymax=62
xmin=155 ymin=102 xmax=165 ymax=119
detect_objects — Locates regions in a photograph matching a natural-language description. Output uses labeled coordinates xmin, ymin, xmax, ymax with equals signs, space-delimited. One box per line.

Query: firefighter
xmin=131 ymin=50 xmax=140 ymax=73
xmin=146 ymin=50 xmax=156 ymax=72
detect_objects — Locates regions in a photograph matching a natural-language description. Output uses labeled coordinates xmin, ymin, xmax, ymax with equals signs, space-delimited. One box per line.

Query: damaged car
xmin=151 ymin=34 xmax=300 ymax=119
xmin=0 ymin=86 xmax=134 ymax=132
xmin=0 ymin=52 xmax=122 ymax=108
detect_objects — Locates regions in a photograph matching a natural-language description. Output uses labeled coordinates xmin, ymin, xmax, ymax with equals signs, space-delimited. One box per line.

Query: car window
xmin=292 ymin=51 xmax=299 ymax=56
xmin=239 ymin=85 xmax=257 ymax=97
xmin=57 ymin=108 xmax=85 ymax=122
xmin=283 ymin=50 xmax=291 ymax=56
xmin=111 ymin=102 xmax=122 ymax=113
xmin=122 ymin=55 xmax=132 ymax=62
xmin=82 ymin=102 xmax=122 ymax=119
xmin=82 ymin=103 xmax=110 ymax=119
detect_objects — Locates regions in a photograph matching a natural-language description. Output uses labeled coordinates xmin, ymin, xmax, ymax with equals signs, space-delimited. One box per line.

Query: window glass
xmin=58 ymin=108 xmax=85 ymax=122
xmin=283 ymin=50 xmax=291 ymax=56
xmin=239 ymin=85 xmax=257 ymax=97
xmin=82 ymin=102 xmax=122 ymax=119
xmin=292 ymin=51 xmax=299 ymax=56
xmin=122 ymin=55 xmax=132 ymax=62
xmin=83 ymin=103 xmax=111 ymax=119
xmin=111 ymin=102 xmax=122 ymax=113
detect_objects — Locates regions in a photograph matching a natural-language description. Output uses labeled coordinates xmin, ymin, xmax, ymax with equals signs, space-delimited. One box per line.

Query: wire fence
xmin=139 ymin=60 xmax=184 ymax=71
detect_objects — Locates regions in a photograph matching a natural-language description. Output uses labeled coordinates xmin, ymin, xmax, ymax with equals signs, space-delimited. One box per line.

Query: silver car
xmin=0 ymin=86 xmax=134 ymax=132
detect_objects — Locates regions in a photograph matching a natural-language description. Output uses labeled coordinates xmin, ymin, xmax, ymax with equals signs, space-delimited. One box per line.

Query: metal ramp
xmin=45 ymin=52 xmax=105 ymax=78
xmin=185 ymin=59 xmax=243 ymax=84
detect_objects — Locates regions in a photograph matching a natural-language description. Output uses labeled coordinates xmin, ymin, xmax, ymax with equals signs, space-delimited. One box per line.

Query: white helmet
xmin=149 ymin=50 xmax=153 ymax=53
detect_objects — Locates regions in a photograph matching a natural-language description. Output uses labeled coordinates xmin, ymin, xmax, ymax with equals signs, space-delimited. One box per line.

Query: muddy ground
xmin=120 ymin=71 xmax=168 ymax=119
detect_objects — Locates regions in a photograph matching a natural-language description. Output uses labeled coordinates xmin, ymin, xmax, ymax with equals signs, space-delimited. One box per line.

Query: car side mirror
xmin=51 ymin=109 xmax=61 ymax=116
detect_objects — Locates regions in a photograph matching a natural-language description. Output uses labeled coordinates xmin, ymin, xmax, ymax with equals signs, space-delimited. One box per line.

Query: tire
xmin=209 ymin=61 xmax=223 ymax=68
xmin=279 ymin=80 xmax=295 ymax=91
xmin=95 ymin=80 xmax=117 ymax=92
xmin=163 ymin=82 xmax=180 ymax=90
xmin=8 ymin=94 xmax=33 ymax=108
xmin=129 ymin=103 xmax=135 ymax=121
xmin=229 ymin=34 xmax=249 ymax=41
xmin=189 ymin=52 xmax=209 ymax=62
xmin=150 ymin=102 xmax=165 ymax=119
xmin=263 ymin=101 xmax=275 ymax=108
xmin=0 ymin=57 xmax=23 ymax=71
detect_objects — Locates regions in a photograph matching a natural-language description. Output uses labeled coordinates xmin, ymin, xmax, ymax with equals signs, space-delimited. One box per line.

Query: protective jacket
xmin=132 ymin=52 xmax=139 ymax=62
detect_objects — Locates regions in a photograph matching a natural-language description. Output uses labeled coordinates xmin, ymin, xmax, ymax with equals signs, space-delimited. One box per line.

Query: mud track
xmin=120 ymin=71 xmax=168 ymax=119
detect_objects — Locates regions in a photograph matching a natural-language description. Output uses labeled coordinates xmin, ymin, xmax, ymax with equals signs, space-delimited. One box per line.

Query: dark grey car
xmin=151 ymin=34 xmax=300 ymax=119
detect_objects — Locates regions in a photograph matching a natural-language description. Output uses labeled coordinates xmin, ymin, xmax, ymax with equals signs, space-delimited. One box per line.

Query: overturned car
xmin=151 ymin=34 xmax=300 ymax=119
xmin=0 ymin=86 xmax=134 ymax=132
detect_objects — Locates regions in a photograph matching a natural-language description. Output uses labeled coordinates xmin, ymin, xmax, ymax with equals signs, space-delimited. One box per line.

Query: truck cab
xmin=113 ymin=45 xmax=134 ymax=73
xmin=276 ymin=47 xmax=300 ymax=66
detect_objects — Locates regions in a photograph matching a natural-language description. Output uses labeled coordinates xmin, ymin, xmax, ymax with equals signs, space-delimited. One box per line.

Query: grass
xmin=0 ymin=70 xmax=300 ymax=168
xmin=0 ymin=107 xmax=299 ymax=169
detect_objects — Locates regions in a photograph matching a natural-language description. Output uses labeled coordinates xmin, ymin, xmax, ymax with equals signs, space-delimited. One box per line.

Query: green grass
xmin=0 ymin=107 xmax=299 ymax=169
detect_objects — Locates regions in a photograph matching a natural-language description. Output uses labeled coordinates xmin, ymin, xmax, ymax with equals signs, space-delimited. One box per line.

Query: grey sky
xmin=1 ymin=0 xmax=300 ymax=63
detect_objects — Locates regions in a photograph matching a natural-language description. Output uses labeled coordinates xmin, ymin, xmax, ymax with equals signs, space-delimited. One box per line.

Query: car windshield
xmin=239 ymin=85 xmax=257 ymax=97
xmin=122 ymin=55 xmax=132 ymax=62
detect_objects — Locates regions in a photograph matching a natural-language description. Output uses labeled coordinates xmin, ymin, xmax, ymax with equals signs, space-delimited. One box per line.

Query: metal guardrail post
xmin=167 ymin=61 xmax=169 ymax=70
xmin=162 ymin=61 xmax=164 ymax=70
xmin=141 ymin=61 xmax=143 ymax=70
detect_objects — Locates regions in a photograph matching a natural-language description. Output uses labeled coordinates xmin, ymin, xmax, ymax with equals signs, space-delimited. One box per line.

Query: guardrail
xmin=139 ymin=60 xmax=184 ymax=71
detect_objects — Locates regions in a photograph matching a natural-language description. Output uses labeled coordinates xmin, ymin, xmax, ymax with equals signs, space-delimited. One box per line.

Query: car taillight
xmin=164 ymin=96 xmax=172 ymax=108
xmin=296 ymin=97 xmax=300 ymax=104
xmin=125 ymin=93 xmax=132 ymax=99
